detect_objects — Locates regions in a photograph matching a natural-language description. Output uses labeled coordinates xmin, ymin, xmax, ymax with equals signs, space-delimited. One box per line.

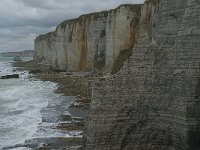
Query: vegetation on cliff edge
xmin=145 ymin=0 xmax=161 ymax=5
xmin=111 ymin=48 xmax=133 ymax=74
xmin=58 ymin=3 xmax=142 ymax=29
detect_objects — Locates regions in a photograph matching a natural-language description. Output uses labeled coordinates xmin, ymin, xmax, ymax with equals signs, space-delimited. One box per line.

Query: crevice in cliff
xmin=111 ymin=7 xmax=141 ymax=74
xmin=187 ymin=78 xmax=200 ymax=149
xmin=100 ymin=29 xmax=106 ymax=38
xmin=93 ymin=49 xmax=106 ymax=72
xmin=79 ymin=27 xmax=88 ymax=71
xmin=111 ymin=48 xmax=133 ymax=74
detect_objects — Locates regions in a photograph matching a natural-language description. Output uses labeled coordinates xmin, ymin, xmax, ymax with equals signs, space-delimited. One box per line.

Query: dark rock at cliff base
xmin=29 ymin=69 xmax=41 ymax=74
xmin=0 ymin=74 xmax=19 ymax=79
xmin=13 ymin=56 xmax=23 ymax=61
xmin=2 ymin=137 xmax=82 ymax=150
xmin=51 ymin=68 xmax=67 ymax=73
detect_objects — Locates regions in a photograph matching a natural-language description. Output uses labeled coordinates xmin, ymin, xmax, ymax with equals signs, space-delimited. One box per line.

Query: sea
xmin=0 ymin=57 xmax=77 ymax=149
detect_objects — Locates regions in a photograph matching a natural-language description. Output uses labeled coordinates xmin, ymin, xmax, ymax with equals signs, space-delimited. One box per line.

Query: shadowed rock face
xmin=0 ymin=74 xmax=19 ymax=79
xmin=34 ymin=5 xmax=141 ymax=74
xmin=85 ymin=0 xmax=200 ymax=149
xmin=13 ymin=56 xmax=23 ymax=61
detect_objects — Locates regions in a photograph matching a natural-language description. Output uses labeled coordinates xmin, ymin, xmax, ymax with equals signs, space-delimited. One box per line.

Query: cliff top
xmin=59 ymin=4 xmax=142 ymax=29
xmin=144 ymin=0 xmax=161 ymax=5
xmin=35 ymin=31 xmax=55 ymax=41
xmin=35 ymin=0 xmax=161 ymax=40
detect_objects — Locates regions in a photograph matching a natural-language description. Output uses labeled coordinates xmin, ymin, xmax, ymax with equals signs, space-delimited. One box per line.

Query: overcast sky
xmin=0 ymin=0 xmax=145 ymax=52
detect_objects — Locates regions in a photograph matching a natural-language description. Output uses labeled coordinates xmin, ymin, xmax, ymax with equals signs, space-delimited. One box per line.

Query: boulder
xmin=29 ymin=69 xmax=41 ymax=74
xmin=13 ymin=56 xmax=23 ymax=61
xmin=0 ymin=74 xmax=19 ymax=79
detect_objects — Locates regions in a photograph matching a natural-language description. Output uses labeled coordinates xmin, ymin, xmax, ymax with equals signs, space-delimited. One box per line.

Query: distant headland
xmin=0 ymin=50 xmax=34 ymax=57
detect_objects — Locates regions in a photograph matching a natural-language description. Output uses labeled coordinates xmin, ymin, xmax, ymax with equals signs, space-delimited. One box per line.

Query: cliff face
xmin=85 ymin=0 xmax=200 ymax=149
xmin=34 ymin=5 xmax=141 ymax=73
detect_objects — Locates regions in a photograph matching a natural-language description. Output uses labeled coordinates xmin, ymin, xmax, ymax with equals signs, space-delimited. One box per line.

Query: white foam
xmin=0 ymin=60 xmax=60 ymax=148
xmin=8 ymin=148 xmax=32 ymax=150
xmin=0 ymin=59 xmax=77 ymax=149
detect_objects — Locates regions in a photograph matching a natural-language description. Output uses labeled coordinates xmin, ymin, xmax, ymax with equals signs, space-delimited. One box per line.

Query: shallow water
xmin=0 ymin=57 xmax=78 ymax=149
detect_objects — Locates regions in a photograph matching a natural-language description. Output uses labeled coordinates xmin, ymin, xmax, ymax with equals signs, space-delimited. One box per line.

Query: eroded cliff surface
xmin=34 ymin=5 xmax=141 ymax=73
xmin=85 ymin=0 xmax=200 ymax=149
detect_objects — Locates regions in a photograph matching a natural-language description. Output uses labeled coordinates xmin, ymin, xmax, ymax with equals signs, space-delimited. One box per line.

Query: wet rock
xmin=52 ymin=122 xmax=84 ymax=131
xmin=0 ymin=74 xmax=19 ymax=79
xmin=66 ymin=72 xmax=73 ymax=75
xmin=52 ymin=68 xmax=67 ymax=73
xmin=60 ymin=114 xmax=72 ymax=121
xmin=23 ymin=137 xmax=82 ymax=149
xmin=29 ymin=69 xmax=42 ymax=74
xmin=13 ymin=56 xmax=23 ymax=61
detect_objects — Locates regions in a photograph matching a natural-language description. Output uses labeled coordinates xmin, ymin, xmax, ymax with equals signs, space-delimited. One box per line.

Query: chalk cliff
xmin=85 ymin=0 xmax=200 ymax=149
xmin=34 ymin=5 xmax=141 ymax=73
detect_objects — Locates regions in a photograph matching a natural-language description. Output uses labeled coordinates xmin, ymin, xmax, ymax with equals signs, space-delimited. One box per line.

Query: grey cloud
xmin=21 ymin=0 xmax=72 ymax=10
xmin=0 ymin=26 xmax=55 ymax=51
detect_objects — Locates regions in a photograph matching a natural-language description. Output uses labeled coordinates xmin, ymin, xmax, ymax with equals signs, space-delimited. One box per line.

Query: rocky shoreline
xmin=13 ymin=60 xmax=96 ymax=107
xmin=9 ymin=60 xmax=97 ymax=150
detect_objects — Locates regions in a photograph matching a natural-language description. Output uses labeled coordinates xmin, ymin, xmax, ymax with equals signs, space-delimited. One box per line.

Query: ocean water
xmin=0 ymin=57 xmax=62 ymax=149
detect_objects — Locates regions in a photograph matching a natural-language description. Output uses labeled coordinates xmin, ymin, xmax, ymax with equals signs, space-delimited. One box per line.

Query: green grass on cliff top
xmin=112 ymin=48 xmax=133 ymax=74
xmin=43 ymin=0 xmax=161 ymax=33
xmin=36 ymin=31 xmax=55 ymax=40
xmin=59 ymin=4 xmax=142 ymax=28
xmin=145 ymin=0 xmax=161 ymax=5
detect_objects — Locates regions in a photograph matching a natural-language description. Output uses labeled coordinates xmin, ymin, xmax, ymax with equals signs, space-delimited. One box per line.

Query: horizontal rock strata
xmin=85 ymin=0 xmax=200 ymax=149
